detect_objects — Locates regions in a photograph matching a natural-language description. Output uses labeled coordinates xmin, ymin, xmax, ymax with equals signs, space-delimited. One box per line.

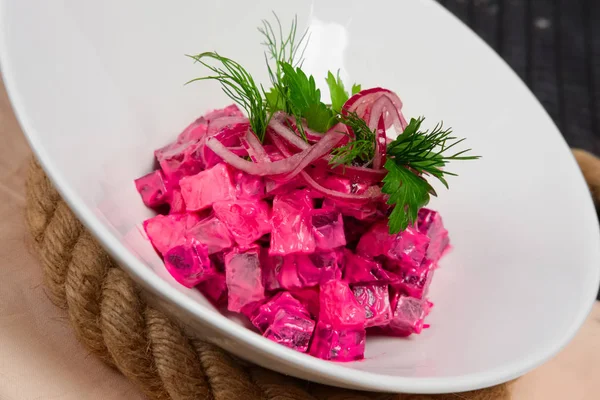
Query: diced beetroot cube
xmin=168 ymin=188 xmax=186 ymax=214
xmin=251 ymin=292 xmax=310 ymax=332
xmin=343 ymin=216 xmax=374 ymax=250
xmin=319 ymin=280 xmax=366 ymax=329
xmin=309 ymin=322 xmax=366 ymax=361
xmin=352 ymin=284 xmax=393 ymax=328
xmin=289 ymin=287 xmax=320 ymax=318
xmin=143 ymin=214 xmax=189 ymax=255
xmin=270 ymin=191 xmax=316 ymax=255
xmin=299 ymin=251 xmax=343 ymax=286
xmin=395 ymin=259 xmax=435 ymax=299
xmin=197 ymin=272 xmax=228 ymax=307
xmin=343 ymin=250 xmax=393 ymax=284
xmin=201 ymin=122 xmax=248 ymax=169
xmin=134 ymin=170 xmax=169 ymax=208
xmin=225 ymin=247 xmax=265 ymax=313
xmin=264 ymin=309 xmax=315 ymax=353
xmin=417 ymin=208 xmax=450 ymax=262
xmin=213 ymin=200 xmax=271 ymax=246
xmin=176 ymin=117 xmax=209 ymax=144
xmin=277 ymin=255 xmax=303 ymax=290
xmin=232 ymin=170 xmax=265 ymax=199
xmin=204 ymin=104 xmax=244 ymax=121
xmin=154 ymin=140 xmax=204 ymax=184
xmin=311 ymin=208 xmax=346 ymax=251
xmin=180 ymin=163 xmax=236 ymax=211
xmin=357 ymin=221 xmax=430 ymax=270
xmin=187 ymin=215 xmax=234 ymax=254
xmin=385 ymin=295 xmax=432 ymax=336
xmin=323 ymin=198 xmax=378 ymax=221
xmin=260 ymin=249 xmax=283 ymax=292
xmin=316 ymin=174 xmax=369 ymax=195
xmin=163 ymin=241 xmax=216 ymax=288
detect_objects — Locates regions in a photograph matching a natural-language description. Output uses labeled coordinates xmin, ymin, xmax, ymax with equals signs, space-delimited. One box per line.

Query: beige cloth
xmin=0 ymin=77 xmax=599 ymax=400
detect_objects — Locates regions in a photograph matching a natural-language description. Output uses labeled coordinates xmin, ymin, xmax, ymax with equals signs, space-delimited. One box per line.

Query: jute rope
xmin=34 ymin=149 xmax=600 ymax=399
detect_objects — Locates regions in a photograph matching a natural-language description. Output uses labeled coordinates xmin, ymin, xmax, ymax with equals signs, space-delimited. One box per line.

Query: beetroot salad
xmin=134 ymin=15 xmax=477 ymax=362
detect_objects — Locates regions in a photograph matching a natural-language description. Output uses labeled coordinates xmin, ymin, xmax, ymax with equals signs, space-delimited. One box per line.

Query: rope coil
xmin=25 ymin=158 xmax=510 ymax=400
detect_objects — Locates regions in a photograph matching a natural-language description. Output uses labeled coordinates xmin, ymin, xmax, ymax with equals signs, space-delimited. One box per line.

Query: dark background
xmin=438 ymin=0 xmax=600 ymax=299
xmin=438 ymin=0 xmax=599 ymax=153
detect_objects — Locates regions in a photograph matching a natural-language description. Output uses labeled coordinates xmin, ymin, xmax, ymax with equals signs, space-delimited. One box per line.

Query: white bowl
xmin=2 ymin=0 xmax=599 ymax=394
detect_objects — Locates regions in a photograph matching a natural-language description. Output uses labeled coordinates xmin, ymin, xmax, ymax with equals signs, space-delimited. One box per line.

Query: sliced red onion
xmin=268 ymin=118 xmax=309 ymax=150
xmin=372 ymin=116 xmax=387 ymax=170
xmin=241 ymin=129 xmax=270 ymax=163
xmin=207 ymin=117 xmax=249 ymax=135
xmin=301 ymin=171 xmax=383 ymax=202
xmin=206 ymin=137 xmax=305 ymax=176
xmin=279 ymin=125 xmax=346 ymax=181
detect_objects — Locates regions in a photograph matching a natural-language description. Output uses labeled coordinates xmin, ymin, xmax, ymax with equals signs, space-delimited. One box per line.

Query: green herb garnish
xmin=382 ymin=117 xmax=480 ymax=233
xmin=186 ymin=52 xmax=269 ymax=141
xmin=186 ymin=15 xmax=478 ymax=235
xmin=329 ymin=112 xmax=376 ymax=167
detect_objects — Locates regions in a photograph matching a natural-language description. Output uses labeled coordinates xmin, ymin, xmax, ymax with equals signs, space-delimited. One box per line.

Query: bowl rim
xmin=1 ymin=0 xmax=599 ymax=393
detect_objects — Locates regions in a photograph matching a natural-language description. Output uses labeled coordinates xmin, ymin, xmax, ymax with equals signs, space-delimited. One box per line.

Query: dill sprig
xmin=387 ymin=117 xmax=479 ymax=188
xmin=329 ymin=112 xmax=376 ymax=167
xmin=258 ymin=13 xmax=309 ymax=84
xmin=186 ymin=52 xmax=269 ymax=141
xmin=383 ymin=117 xmax=479 ymax=233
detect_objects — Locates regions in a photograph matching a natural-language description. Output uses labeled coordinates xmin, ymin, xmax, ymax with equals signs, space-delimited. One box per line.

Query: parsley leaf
xmin=265 ymin=87 xmax=286 ymax=111
xmin=383 ymin=117 xmax=479 ymax=233
xmin=304 ymin=103 xmax=336 ymax=132
xmin=326 ymin=71 xmax=349 ymax=112
xmin=280 ymin=62 xmax=322 ymax=114
xmin=351 ymin=83 xmax=361 ymax=95
xmin=382 ymin=160 xmax=435 ymax=234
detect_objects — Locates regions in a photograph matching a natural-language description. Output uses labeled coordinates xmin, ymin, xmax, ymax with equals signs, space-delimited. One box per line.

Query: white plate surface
xmin=1 ymin=0 xmax=599 ymax=394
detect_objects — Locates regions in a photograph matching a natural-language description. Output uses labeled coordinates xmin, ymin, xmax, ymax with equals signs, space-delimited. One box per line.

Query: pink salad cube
xmin=134 ymin=170 xmax=169 ymax=208
xmin=225 ymin=247 xmax=265 ymax=313
xmin=277 ymin=254 xmax=304 ymax=290
xmin=197 ymin=272 xmax=228 ymax=307
xmin=163 ymin=241 xmax=216 ymax=288
xmin=251 ymin=292 xmax=310 ymax=332
xmin=310 ymin=208 xmax=346 ymax=250
xmin=204 ymin=104 xmax=244 ymax=121
xmin=395 ymin=259 xmax=435 ymax=299
xmin=264 ymin=309 xmax=315 ymax=353
xmin=309 ymin=322 xmax=366 ymax=361
xmin=343 ymin=250 xmax=393 ymax=284
xmin=289 ymin=287 xmax=320 ymax=318
xmin=357 ymin=221 xmax=430 ymax=270
xmin=186 ymin=215 xmax=234 ymax=254
xmin=270 ymin=191 xmax=316 ymax=255
xmin=353 ymin=284 xmax=393 ymax=328
xmin=232 ymin=170 xmax=265 ymax=199
xmin=143 ymin=214 xmax=191 ymax=255
xmin=201 ymin=122 xmax=248 ymax=169
xmin=168 ymin=188 xmax=186 ymax=214
xmin=180 ymin=163 xmax=236 ymax=211
xmin=176 ymin=117 xmax=208 ymax=144
xmin=260 ymin=249 xmax=282 ymax=292
xmin=154 ymin=140 xmax=204 ymax=184
xmin=213 ymin=200 xmax=271 ymax=246
xmin=299 ymin=251 xmax=343 ymax=286
xmin=319 ymin=280 xmax=366 ymax=329
xmin=323 ymin=198 xmax=378 ymax=221
xmin=385 ymin=295 xmax=432 ymax=336
xmin=276 ymin=252 xmax=342 ymax=290
xmin=417 ymin=208 xmax=450 ymax=262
